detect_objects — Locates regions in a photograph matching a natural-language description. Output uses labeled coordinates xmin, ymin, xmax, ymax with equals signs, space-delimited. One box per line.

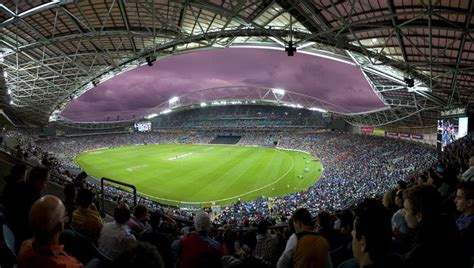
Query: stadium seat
xmin=3 ymin=224 xmax=16 ymax=257
xmin=2 ymin=223 xmax=17 ymax=263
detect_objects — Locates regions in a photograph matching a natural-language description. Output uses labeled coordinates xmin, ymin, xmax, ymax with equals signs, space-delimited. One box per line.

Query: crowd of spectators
xmin=3 ymin=129 xmax=439 ymax=224
xmin=1 ymin=126 xmax=473 ymax=267
xmin=152 ymin=105 xmax=326 ymax=129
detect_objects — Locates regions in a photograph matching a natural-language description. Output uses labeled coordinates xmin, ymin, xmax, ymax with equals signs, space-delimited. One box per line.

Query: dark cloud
xmin=62 ymin=48 xmax=385 ymax=121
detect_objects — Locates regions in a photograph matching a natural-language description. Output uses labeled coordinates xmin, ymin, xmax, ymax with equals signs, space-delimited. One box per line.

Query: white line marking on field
xmin=167 ymin=152 xmax=193 ymax=160
xmin=126 ymin=164 xmax=149 ymax=171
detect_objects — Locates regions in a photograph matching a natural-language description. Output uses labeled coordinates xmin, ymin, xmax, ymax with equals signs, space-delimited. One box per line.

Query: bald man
xmin=18 ymin=195 xmax=83 ymax=268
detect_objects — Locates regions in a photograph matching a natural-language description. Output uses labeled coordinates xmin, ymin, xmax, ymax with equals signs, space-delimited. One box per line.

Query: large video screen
xmin=437 ymin=117 xmax=468 ymax=151
xmin=134 ymin=121 xmax=152 ymax=132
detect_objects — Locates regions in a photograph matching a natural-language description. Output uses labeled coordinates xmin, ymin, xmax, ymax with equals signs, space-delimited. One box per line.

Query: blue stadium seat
xmin=3 ymin=223 xmax=16 ymax=259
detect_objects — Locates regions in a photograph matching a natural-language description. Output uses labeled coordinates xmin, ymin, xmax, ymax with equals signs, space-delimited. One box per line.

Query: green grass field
xmin=75 ymin=144 xmax=322 ymax=207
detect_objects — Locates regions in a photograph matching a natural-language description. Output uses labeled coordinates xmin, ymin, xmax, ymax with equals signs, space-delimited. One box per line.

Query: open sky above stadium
xmin=61 ymin=48 xmax=386 ymax=122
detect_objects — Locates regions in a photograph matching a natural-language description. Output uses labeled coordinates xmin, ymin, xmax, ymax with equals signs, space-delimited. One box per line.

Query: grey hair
xmin=194 ymin=211 xmax=212 ymax=233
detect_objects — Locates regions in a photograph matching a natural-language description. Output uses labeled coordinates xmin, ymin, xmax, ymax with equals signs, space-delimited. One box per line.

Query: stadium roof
xmin=0 ymin=0 xmax=473 ymax=128
xmin=61 ymin=48 xmax=387 ymax=122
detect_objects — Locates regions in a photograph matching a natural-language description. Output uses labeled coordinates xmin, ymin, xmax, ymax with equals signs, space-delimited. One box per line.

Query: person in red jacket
xmin=177 ymin=211 xmax=222 ymax=268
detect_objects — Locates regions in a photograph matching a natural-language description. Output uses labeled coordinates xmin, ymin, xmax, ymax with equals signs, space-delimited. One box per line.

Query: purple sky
xmin=61 ymin=48 xmax=386 ymax=122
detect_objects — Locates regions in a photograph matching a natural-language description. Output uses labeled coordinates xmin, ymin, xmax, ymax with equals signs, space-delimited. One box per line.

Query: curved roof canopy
xmin=61 ymin=47 xmax=386 ymax=122
xmin=1 ymin=0 xmax=473 ymax=127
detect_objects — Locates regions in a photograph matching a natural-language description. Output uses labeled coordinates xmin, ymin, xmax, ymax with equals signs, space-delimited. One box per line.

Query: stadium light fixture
xmin=309 ymin=107 xmax=327 ymax=113
xmin=145 ymin=113 xmax=158 ymax=119
xmin=285 ymin=103 xmax=303 ymax=109
xmin=169 ymin=96 xmax=179 ymax=104
xmin=408 ymin=85 xmax=431 ymax=93
xmin=200 ymin=102 xmax=207 ymax=107
xmin=7 ymin=89 xmax=11 ymax=95
xmin=3 ymin=70 xmax=7 ymax=78
xmin=272 ymin=88 xmax=286 ymax=96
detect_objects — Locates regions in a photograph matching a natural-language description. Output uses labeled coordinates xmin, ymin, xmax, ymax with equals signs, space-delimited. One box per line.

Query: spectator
xmin=403 ymin=185 xmax=467 ymax=268
xmin=128 ymin=204 xmax=151 ymax=237
xmin=17 ymin=195 xmax=83 ymax=268
xmin=222 ymin=231 xmax=272 ymax=268
xmin=177 ymin=211 xmax=221 ymax=268
xmin=277 ymin=208 xmax=331 ymax=268
xmin=391 ymin=189 xmax=411 ymax=237
xmin=71 ymin=188 xmax=103 ymax=241
xmin=141 ymin=211 xmax=174 ymax=268
xmin=253 ymin=220 xmax=280 ymax=265
xmin=63 ymin=183 xmax=77 ymax=225
xmin=454 ymin=181 xmax=474 ymax=265
xmin=98 ymin=203 xmax=136 ymax=260
xmin=112 ymin=240 xmax=164 ymax=268
xmin=1 ymin=163 xmax=26 ymax=204
xmin=4 ymin=167 xmax=49 ymax=247
xmin=461 ymin=156 xmax=474 ymax=182
xmin=73 ymin=172 xmax=88 ymax=190
xmin=352 ymin=199 xmax=402 ymax=268
xmin=316 ymin=211 xmax=342 ymax=250
xmin=382 ymin=190 xmax=397 ymax=215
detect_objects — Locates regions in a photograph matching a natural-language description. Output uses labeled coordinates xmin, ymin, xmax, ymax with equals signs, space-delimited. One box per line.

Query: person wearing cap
xmin=177 ymin=211 xmax=222 ymax=268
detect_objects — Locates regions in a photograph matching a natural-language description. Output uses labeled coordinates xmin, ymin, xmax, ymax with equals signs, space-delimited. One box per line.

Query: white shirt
xmin=277 ymin=234 xmax=297 ymax=268
xmin=98 ymin=222 xmax=136 ymax=260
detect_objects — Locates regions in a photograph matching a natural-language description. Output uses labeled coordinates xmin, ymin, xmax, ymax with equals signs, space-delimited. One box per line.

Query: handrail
xmin=100 ymin=177 xmax=137 ymax=212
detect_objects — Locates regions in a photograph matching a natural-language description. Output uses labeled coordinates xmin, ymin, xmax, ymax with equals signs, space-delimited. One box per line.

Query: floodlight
xmin=309 ymin=107 xmax=327 ymax=113
xmin=7 ymin=89 xmax=11 ymax=95
xmin=145 ymin=113 xmax=158 ymax=119
xmin=272 ymin=88 xmax=286 ymax=96
xmin=169 ymin=96 xmax=179 ymax=104
xmin=9 ymin=100 xmax=14 ymax=105
xmin=3 ymin=70 xmax=7 ymax=78
xmin=200 ymin=102 xmax=207 ymax=107
xmin=408 ymin=85 xmax=431 ymax=93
